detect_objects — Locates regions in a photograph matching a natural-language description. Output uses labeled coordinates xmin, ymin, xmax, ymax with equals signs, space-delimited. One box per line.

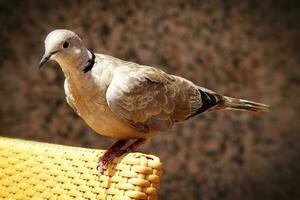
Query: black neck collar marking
xmin=81 ymin=51 xmax=96 ymax=73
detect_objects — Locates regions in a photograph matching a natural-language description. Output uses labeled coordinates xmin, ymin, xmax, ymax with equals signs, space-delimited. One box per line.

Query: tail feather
xmin=222 ymin=96 xmax=269 ymax=113
xmin=185 ymin=89 xmax=269 ymax=120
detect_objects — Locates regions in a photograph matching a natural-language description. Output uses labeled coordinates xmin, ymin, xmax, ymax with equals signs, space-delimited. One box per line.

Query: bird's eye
xmin=63 ymin=41 xmax=69 ymax=48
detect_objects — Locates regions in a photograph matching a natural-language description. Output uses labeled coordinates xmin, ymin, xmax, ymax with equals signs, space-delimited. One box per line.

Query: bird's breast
xmin=64 ymin=78 xmax=148 ymax=139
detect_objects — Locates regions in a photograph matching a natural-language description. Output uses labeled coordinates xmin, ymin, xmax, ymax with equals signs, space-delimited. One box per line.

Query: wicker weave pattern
xmin=0 ymin=137 xmax=162 ymax=200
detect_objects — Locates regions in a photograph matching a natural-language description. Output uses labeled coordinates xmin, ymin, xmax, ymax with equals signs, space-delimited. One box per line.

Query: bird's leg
xmin=115 ymin=138 xmax=146 ymax=157
xmin=97 ymin=139 xmax=128 ymax=173
xmin=97 ymin=138 xmax=146 ymax=174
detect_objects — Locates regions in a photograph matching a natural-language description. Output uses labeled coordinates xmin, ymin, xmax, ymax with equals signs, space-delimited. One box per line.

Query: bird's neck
xmin=59 ymin=49 xmax=91 ymax=78
xmin=62 ymin=52 xmax=108 ymax=106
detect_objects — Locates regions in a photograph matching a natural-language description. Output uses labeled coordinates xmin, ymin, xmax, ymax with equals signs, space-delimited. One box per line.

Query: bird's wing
xmin=106 ymin=64 xmax=201 ymax=132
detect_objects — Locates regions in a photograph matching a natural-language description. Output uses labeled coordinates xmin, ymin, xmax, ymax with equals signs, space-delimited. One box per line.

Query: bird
xmin=39 ymin=29 xmax=269 ymax=173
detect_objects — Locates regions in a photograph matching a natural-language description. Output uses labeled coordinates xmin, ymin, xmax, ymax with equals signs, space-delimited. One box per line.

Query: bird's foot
xmin=97 ymin=138 xmax=146 ymax=175
xmin=96 ymin=161 xmax=105 ymax=174
xmin=97 ymin=148 xmax=125 ymax=174
xmin=96 ymin=139 xmax=128 ymax=175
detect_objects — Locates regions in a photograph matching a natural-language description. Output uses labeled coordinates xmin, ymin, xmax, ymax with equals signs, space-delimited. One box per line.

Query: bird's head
xmin=39 ymin=29 xmax=89 ymax=72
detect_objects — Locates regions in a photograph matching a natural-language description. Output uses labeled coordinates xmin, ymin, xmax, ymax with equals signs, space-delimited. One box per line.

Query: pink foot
xmin=97 ymin=138 xmax=146 ymax=174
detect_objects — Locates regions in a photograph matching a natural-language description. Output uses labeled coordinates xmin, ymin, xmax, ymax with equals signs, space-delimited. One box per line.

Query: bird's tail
xmin=185 ymin=89 xmax=269 ymax=120
xmin=220 ymin=96 xmax=269 ymax=113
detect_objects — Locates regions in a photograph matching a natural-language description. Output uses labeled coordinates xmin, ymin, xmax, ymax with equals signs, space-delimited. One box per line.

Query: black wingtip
xmin=185 ymin=90 xmax=220 ymax=120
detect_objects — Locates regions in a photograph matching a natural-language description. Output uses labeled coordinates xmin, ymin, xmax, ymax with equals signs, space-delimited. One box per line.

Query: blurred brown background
xmin=1 ymin=0 xmax=300 ymax=199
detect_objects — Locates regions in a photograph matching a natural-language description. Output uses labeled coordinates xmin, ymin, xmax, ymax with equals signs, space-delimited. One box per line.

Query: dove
xmin=39 ymin=29 xmax=269 ymax=173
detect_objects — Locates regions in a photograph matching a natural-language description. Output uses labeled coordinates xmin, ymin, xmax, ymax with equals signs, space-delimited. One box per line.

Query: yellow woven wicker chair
xmin=0 ymin=137 xmax=162 ymax=200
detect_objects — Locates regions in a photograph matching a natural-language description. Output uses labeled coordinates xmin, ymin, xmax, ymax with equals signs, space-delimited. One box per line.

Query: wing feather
xmin=106 ymin=64 xmax=201 ymax=132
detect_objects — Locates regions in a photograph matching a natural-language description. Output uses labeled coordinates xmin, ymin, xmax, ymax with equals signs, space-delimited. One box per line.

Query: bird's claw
xmin=96 ymin=161 xmax=106 ymax=175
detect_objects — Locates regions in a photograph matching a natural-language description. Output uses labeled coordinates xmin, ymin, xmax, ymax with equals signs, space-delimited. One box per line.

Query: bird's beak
xmin=38 ymin=51 xmax=57 ymax=68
